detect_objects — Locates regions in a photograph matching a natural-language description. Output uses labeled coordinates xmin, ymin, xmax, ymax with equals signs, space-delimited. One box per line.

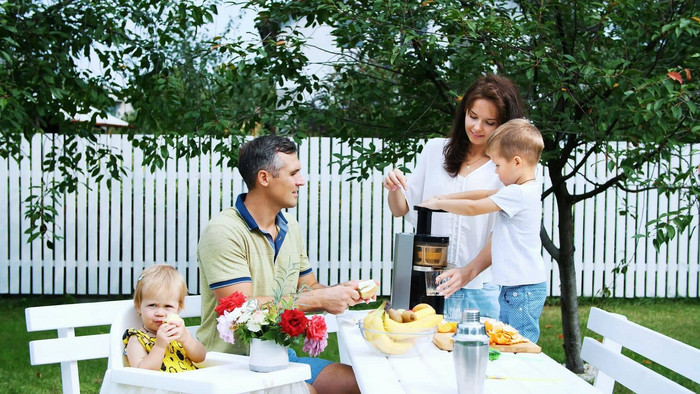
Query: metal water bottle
xmin=452 ymin=309 xmax=489 ymax=394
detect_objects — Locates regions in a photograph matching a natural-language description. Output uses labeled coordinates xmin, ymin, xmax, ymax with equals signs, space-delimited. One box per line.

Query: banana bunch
xmin=360 ymin=302 xmax=443 ymax=355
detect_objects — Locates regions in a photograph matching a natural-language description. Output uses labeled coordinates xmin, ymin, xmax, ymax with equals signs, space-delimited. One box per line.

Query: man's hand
xmin=307 ymin=284 xmax=362 ymax=314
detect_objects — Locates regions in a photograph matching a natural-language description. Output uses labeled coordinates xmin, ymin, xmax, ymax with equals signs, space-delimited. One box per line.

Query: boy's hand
xmin=420 ymin=197 xmax=441 ymax=210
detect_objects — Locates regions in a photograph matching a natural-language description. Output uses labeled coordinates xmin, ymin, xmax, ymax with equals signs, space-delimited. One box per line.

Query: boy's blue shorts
xmin=288 ymin=348 xmax=334 ymax=384
xmin=499 ymin=282 xmax=547 ymax=343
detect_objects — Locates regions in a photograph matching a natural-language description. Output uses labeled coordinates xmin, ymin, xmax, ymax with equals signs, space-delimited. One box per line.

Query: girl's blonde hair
xmin=133 ymin=264 xmax=188 ymax=310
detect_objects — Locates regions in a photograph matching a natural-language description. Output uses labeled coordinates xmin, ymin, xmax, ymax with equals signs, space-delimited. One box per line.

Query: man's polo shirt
xmin=197 ymin=193 xmax=313 ymax=353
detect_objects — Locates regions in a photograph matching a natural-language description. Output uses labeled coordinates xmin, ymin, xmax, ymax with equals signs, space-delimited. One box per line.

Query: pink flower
xmin=303 ymin=336 xmax=328 ymax=357
xmin=306 ymin=315 xmax=327 ymax=341
xmin=302 ymin=315 xmax=328 ymax=356
xmin=216 ymin=313 xmax=236 ymax=345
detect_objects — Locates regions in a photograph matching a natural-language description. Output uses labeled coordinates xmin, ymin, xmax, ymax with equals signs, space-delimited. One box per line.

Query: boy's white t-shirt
xmin=488 ymin=181 xmax=547 ymax=286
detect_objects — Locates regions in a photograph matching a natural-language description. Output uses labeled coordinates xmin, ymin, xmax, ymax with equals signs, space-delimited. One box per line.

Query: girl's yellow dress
xmin=122 ymin=329 xmax=198 ymax=372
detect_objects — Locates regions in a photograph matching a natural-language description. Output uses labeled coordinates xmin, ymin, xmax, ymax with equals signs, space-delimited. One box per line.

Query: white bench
xmin=25 ymin=295 xmax=339 ymax=394
xmin=25 ymin=295 xmax=203 ymax=394
xmin=580 ymin=307 xmax=700 ymax=394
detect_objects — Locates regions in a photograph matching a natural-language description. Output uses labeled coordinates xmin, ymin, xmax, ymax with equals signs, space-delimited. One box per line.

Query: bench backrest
xmin=25 ymin=295 xmax=202 ymax=394
xmin=580 ymin=307 xmax=700 ymax=394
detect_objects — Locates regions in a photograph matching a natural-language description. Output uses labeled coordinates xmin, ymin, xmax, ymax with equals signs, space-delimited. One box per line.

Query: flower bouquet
xmin=214 ymin=290 xmax=328 ymax=357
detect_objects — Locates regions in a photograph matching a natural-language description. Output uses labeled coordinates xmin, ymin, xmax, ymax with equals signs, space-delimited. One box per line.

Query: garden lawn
xmin=2 ymin=295 xmax=698 ymax=393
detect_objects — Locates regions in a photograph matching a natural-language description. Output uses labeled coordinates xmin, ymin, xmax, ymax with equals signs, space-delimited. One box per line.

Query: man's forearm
xmin=295 ymin=288 xmax=326 ymax=312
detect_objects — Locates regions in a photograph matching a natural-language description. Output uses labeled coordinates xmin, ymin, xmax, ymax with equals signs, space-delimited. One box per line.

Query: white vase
xmin=249 ymin=338 xmax=289 ymax=372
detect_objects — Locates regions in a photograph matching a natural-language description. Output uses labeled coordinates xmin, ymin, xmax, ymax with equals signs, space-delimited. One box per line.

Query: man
xmin=197 ymin=135 xmax=362 ymax=394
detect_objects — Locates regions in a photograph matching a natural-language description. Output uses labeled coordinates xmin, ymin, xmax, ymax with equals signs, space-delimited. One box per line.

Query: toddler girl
xmin=124 ymin=264 xmax=206 ymax=372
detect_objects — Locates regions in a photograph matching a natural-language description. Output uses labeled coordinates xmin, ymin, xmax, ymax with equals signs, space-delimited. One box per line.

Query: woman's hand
xmin=436 ymin=266 xmax=472 ymax=298
xmin=383 ymin=168 xmax=408 ymax=191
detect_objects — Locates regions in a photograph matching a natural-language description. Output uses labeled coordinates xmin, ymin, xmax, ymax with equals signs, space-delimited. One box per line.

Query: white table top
xmin=336 ymin=310 xmax=599 ymax=394
xmin=103 ymin=352 xmax=311 ymax=394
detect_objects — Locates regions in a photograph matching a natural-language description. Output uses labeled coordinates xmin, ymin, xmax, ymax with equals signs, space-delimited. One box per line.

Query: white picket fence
xmin=1 ymin=135 xmax=698 ymax=298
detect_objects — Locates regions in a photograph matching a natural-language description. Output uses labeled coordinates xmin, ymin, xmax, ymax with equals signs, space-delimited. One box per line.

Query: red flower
xmin=215 ymin=291 xmax=247 ymax=316
xmin=306 ymin=314 xmax=327 ymax=341
xmin=280 ymin=309 xmax=308 ymax=337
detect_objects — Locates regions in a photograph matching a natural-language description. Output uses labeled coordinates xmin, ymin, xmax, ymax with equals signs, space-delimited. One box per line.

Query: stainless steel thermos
xmin=452 ymin=309 xmax=489 ymax=394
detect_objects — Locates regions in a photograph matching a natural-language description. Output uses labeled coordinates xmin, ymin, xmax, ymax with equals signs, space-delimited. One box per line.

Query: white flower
xmin=228 ymin=299 xmax=258 ymax=323
xmin=246 ymin=309 xmax=269 ymax=332
xmin=227 ymin=307 xmax=244 ymax=323
xmin=235 ymin=299 xmax=258 ymax=323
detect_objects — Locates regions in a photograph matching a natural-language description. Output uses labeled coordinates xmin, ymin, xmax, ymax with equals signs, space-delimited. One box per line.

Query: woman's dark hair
xmin=443 ymin=74 xmax=526 ymax=177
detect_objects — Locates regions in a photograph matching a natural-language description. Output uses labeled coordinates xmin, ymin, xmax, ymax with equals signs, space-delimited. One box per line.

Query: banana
xmin=413 ymin=305 xmax=437 ymax=320
xmin=366 ymin=331 xmax=414 ymax=354
xmin=401 ymin=310 xmax=417 ymax=322
xmin=382 ymin=310 xmax=443 ymax=335
xmin=387 ymin=308 xmax=404 ymax=323
xmin=362 ymin=301 xmax=387 ymax=339
xmin=412 ymin=303 xmax=433 ymax=312
xmin=360 ymin=301 xmax=424 ymax=355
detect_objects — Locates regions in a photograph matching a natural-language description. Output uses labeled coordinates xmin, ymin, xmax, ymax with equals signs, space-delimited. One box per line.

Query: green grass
xmin=539 ymin=297 xmax=700 ymax=393
xmin=3 ymin=295 xmax=698 ymax=393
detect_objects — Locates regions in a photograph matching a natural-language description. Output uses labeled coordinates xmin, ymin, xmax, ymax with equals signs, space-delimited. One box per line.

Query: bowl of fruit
xmin=358 ymin=301 xmax=442 ymax=357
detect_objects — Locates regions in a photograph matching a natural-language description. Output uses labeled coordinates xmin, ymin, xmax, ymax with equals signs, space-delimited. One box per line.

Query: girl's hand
xmin=171 ymin=318 xmax=189 ymax=341
xmin=155 ymin=322 xmax=181 ymax=348
xmin=383 ymin=168 xmax=408 ymax=191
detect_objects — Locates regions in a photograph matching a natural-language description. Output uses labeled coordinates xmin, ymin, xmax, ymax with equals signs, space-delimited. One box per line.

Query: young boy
xmin=420 ymin=118 xmax=547 ymax=343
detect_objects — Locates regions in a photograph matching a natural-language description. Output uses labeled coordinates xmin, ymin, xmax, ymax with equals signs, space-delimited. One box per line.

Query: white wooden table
xmin=102 ymin=352 xmax=311 ymax=394
xmin=336 ymin=311 xmax=600 ymax=394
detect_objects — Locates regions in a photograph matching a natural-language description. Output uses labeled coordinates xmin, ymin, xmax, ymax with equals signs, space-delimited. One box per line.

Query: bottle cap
xmin=461 ymin=309 xmax=480 ymax=323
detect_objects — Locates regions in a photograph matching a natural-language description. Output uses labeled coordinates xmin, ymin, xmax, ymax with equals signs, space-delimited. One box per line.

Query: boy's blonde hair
xmin=486 ymin=118 xmax=544 ymax=165
xmin=133 ymin=264 xmax=188 ymax=310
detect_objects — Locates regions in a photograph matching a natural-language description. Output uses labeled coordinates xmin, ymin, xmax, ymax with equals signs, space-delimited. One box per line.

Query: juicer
xmin=390 ymin=206 xmax=449 ymax=312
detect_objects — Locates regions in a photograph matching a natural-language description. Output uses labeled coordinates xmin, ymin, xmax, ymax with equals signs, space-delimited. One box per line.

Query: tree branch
xmin=569 ymin=119 xmax=687 ymax=204
xmin=409 ymin=37 xmax=454 ymax=115
xmin=540 ymin=223 xmax=559 ymax=262
xmin=570 ymin=172 xmax=625 ymax=204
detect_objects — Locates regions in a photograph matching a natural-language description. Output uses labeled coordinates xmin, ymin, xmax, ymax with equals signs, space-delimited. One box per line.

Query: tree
xmin=224 ymin=0 xmax=700 ymax=371
xmin=3 ymin=0 xmax=698 ymax=371
xmin=0 ymin=0 xmax=222 ymax=244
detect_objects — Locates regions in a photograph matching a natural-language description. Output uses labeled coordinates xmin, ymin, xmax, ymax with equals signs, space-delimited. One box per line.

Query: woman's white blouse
xmin=402 ymin=138 xmax=503 ymax=289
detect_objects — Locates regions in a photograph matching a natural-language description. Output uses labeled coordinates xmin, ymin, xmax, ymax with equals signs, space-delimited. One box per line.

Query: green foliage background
xmin=2 ymin=0 xmax=699 ymax=371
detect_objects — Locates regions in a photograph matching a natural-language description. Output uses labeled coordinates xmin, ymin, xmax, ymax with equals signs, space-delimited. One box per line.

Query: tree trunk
xmin=554 ymin=190 xmax=584 ymax=373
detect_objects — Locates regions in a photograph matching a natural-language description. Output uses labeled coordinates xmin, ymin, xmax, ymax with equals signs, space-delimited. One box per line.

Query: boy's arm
xmin=440 ymin=189 xmax=497 ymax=201
xmin=421 ymin=196 xmax=500 ymax=216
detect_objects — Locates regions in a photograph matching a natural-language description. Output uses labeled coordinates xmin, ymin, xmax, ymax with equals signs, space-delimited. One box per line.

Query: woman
xmin=384 ymin=74 xmax=526 ymax=319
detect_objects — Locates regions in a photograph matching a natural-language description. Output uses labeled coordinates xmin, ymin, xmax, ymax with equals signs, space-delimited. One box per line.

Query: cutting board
xmin=432 ymin=332 xmax=541 ymax=353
